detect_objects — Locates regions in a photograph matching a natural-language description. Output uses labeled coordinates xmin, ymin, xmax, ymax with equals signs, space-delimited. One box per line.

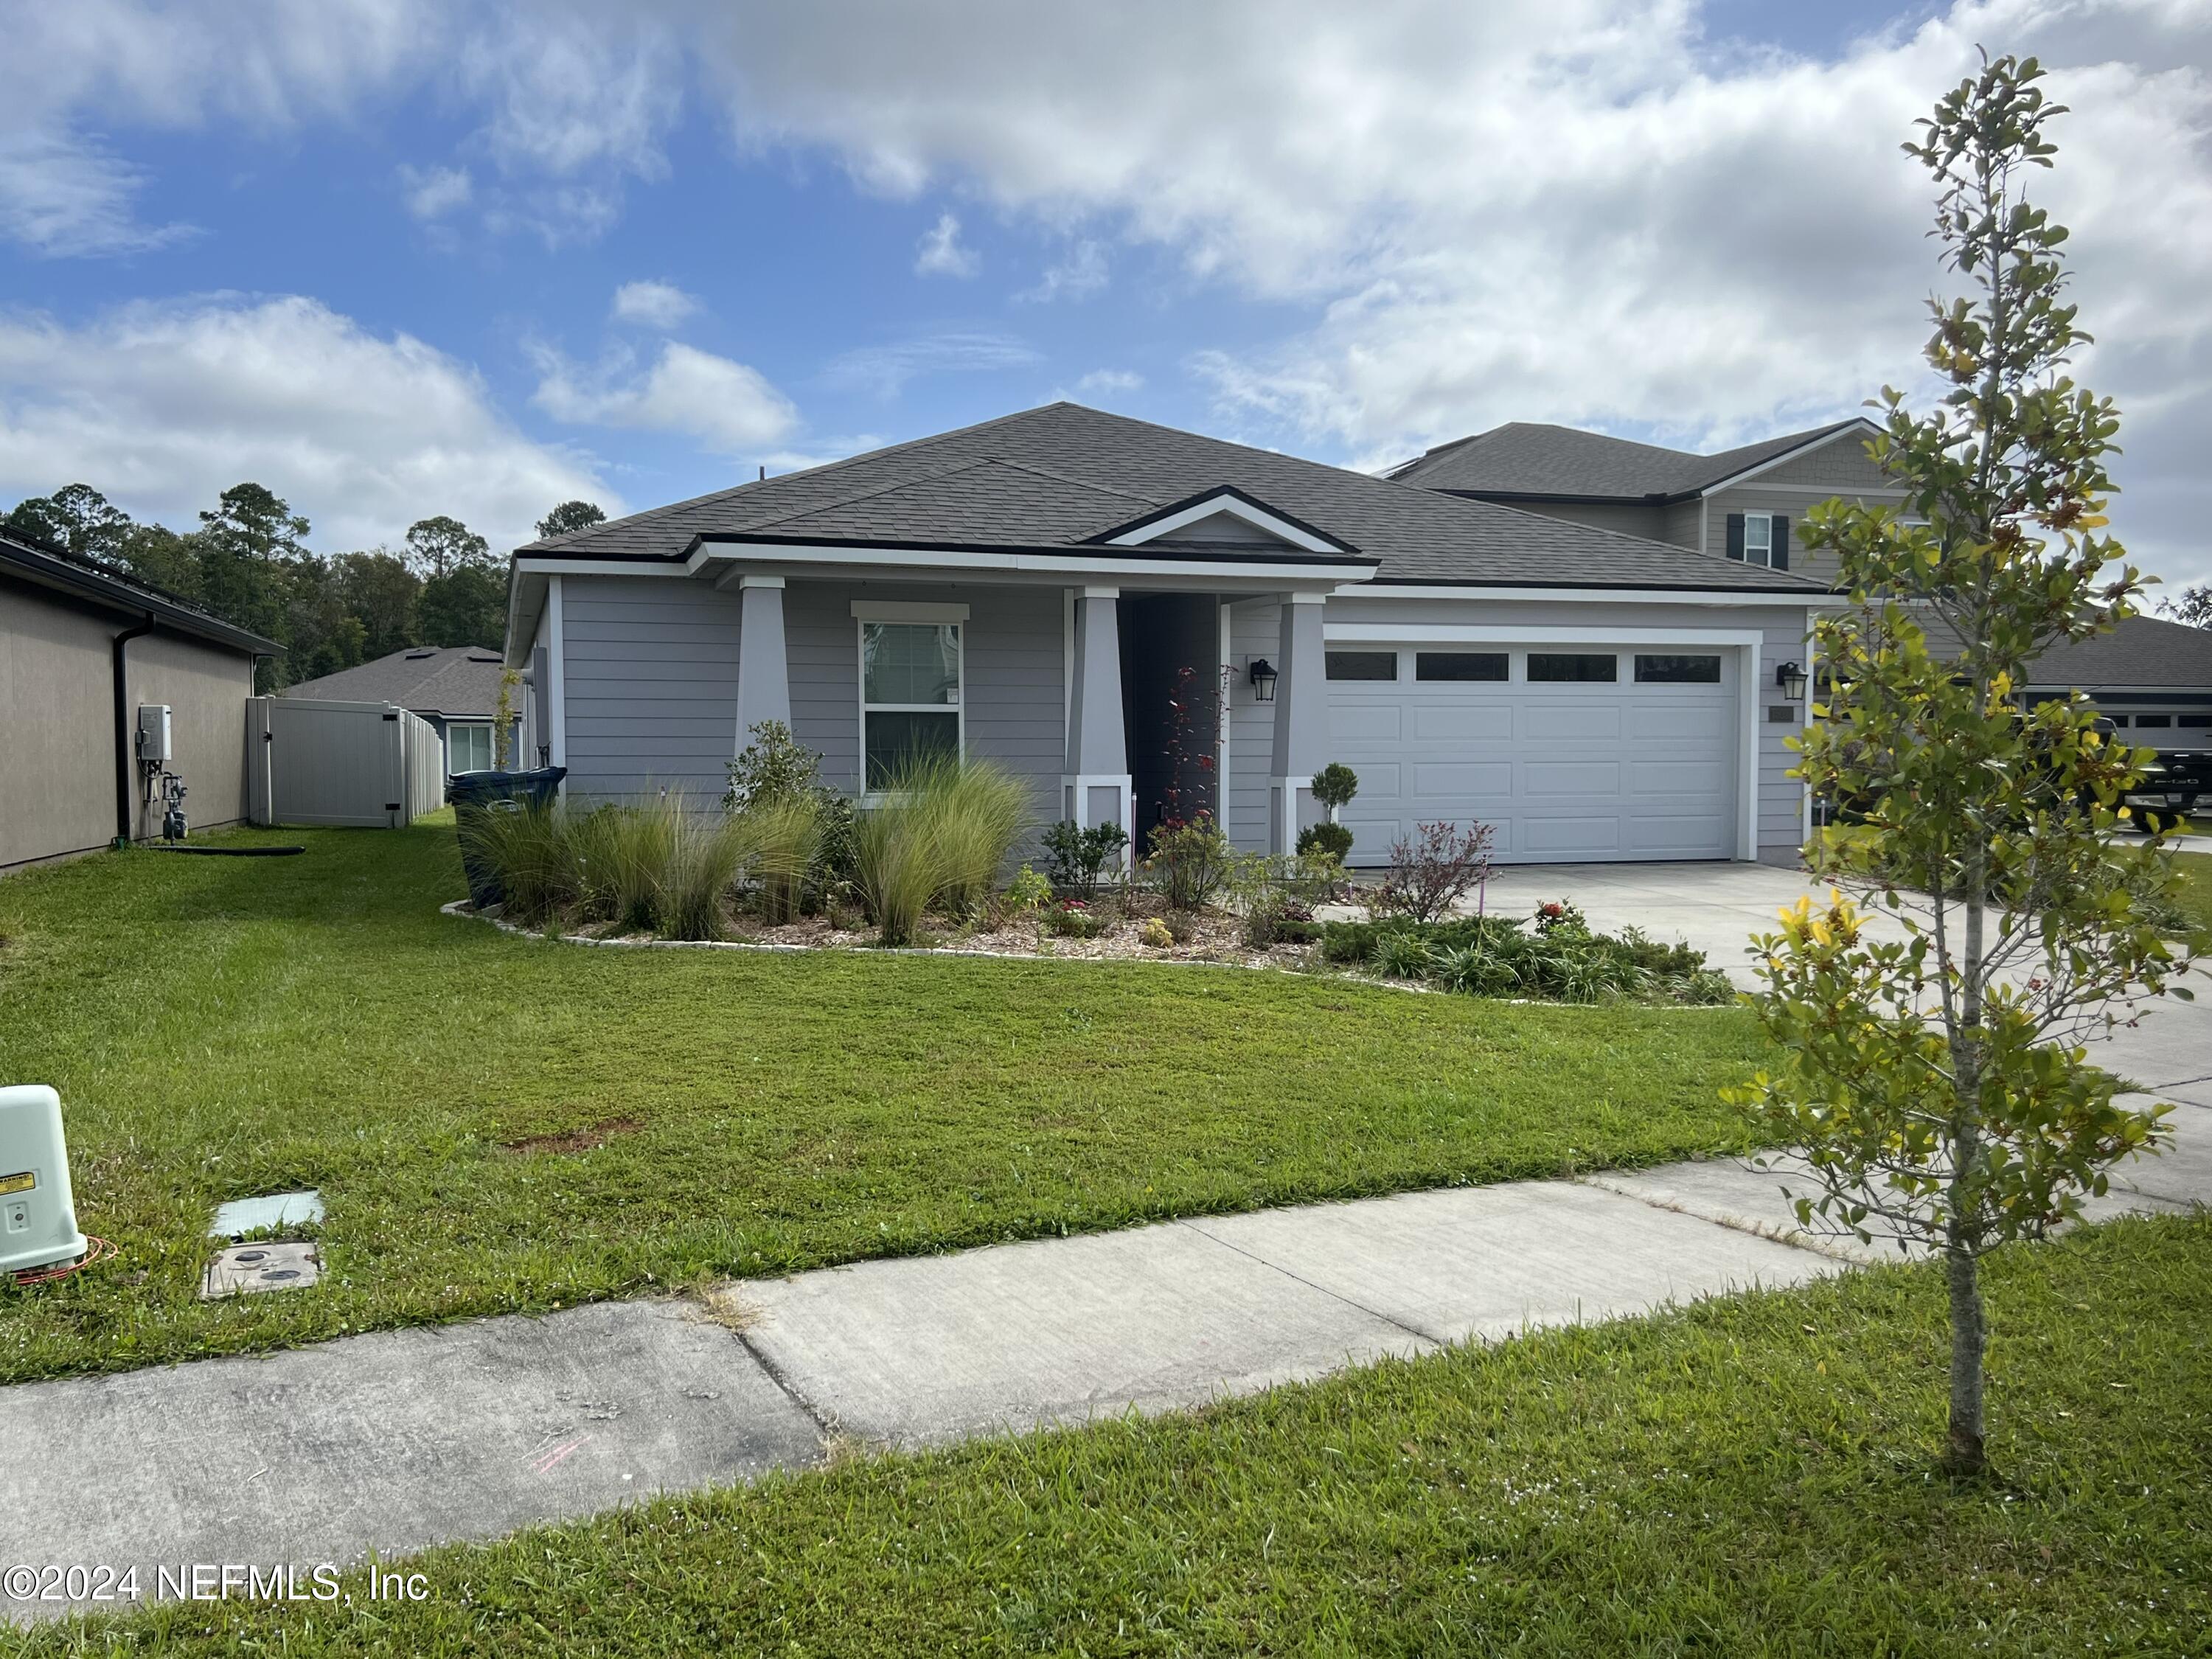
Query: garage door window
xmin=1326 ymin=651 xmax=1398 ymax=681
xmin=1634 ymin=654 xmax=1722 ymax=684
xmin=1415 ymin=651 xmax=1509 ymax=682
xmin=1527 ymin=653 xmax=1618 ymax=683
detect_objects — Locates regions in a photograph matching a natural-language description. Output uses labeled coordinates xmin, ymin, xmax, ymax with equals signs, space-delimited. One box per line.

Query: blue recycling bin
xmin=446 ymin=765 xmax=566 ymax=908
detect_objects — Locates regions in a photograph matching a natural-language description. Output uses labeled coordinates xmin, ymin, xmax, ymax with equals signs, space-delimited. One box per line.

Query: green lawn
xmin=21 ymin=1214 xmax=2207 ymax=1657
xmin=0 ymin=823 xmax=1773 ymax=1385
xmin=2171 ymin=849 xmax=2212 ymax=935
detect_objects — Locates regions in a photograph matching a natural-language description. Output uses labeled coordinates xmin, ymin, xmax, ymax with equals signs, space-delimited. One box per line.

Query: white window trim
xmin=850 ymin=599 xmax=970 ymax=624
xmin=857 ymin=616 xmax=965 ymax=799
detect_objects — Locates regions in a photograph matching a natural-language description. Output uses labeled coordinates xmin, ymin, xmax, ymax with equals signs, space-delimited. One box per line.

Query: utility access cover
xmin=209 ymin=1189 xmax=324 ymax=1239
xmin=201 ymin=1242 xmax=322 ymax=1298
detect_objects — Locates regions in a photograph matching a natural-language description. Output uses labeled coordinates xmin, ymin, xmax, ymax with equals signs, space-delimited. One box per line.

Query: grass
xmin=2169 ymin=849 xmax=2212 ymax=935
xmin=0 ymin=818 xmax=1774 ymax=1385
xmin=18 ymin=1213 xmax=2208 ymax=1655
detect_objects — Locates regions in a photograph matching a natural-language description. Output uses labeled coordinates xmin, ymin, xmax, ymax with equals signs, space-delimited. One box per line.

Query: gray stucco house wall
xmin=1 ymin=532 xmax=272 ymax=872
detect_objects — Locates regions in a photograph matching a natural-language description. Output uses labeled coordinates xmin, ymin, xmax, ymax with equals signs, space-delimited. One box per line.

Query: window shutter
xmin=1725 ymin=512 xmax=1745 ymax=560
xmin=1772 ymin=515 xmax=1790 ymax=571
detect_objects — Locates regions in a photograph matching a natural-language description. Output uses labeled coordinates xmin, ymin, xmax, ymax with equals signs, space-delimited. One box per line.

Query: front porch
xmin=716 ymin=572 xmax=1337 ymax=858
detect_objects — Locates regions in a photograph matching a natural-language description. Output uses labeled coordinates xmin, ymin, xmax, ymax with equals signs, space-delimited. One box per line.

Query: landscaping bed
xmin=35 ymin=1214 xmax=2211 ymax=1655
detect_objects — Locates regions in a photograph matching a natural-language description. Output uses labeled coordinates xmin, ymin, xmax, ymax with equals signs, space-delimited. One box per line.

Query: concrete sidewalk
xmin=4 ymin=1097 xmax=2205 ymax=1626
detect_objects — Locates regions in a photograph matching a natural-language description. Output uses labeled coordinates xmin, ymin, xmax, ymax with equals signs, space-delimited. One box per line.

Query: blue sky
xmin=1 ymin=0 xmax=2205 ymax=589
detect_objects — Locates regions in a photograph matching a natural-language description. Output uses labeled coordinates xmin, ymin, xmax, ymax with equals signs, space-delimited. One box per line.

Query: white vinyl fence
xmin=248 ymin=697 xmax=447 ymax=829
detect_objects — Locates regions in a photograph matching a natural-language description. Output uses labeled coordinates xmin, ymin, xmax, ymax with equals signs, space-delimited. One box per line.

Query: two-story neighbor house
xmin=1390 ymin=417 xmax=2212 ymax=751
xmin=506 ymin=403 xmax=1831 ymax=869
xmin=1385 ymin=417 xmax=1895 ymax=586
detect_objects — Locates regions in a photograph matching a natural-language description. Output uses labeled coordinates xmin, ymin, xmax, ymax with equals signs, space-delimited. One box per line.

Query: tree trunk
xmin=1944 ymin=1242 xmax=1989 ymax=1475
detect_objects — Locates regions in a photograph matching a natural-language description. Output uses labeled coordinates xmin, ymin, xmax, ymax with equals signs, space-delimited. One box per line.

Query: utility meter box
xmin=0 ymin=1085 xmax=88 ymax=1277
xmin=137 ymin=703 xmax=173 ymax=765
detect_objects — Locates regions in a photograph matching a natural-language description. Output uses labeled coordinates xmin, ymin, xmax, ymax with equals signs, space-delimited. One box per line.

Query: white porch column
xmin=732 ymin=575 xmax=792 ymax=746
xmin=1061 ymin=585 xmax=1133 ymax=858
xmin=1269 ymin=591 xmax=1329 ymax=854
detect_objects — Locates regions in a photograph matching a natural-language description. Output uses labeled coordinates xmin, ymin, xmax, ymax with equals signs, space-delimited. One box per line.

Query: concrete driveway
xmin=1476 ymin=860 xmax=2211 ymax=1103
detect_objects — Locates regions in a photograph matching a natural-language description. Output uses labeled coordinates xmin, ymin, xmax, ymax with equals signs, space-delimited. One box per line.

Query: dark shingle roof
xmin=519 ymin=403 xmax=1826 ymax=593
xmin=1919 ymin=613 xmax=2212 ymax=691
xmin=284 ymin=646 xmax=511 ymax=717
xmin=2020 ymin=616 xmax=2212 ymax=691
xmin=1387 ymin=418 xmax=1869 ymax=501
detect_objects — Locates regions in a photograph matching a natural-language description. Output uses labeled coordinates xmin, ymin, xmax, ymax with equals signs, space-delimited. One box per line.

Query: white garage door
xmin=1325 ymin=644 xmax=1741 ymax=864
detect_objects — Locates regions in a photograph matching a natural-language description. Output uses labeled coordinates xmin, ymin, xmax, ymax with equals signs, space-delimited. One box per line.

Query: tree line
xmin=4 ymin=484 xmax=607 ymax=689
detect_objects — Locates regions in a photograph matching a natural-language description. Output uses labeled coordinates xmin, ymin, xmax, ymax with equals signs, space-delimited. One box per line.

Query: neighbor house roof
xmin=285 ymin=645 xmax=511 ymax=718
xmin=516 ymin=402 xmax=1828 ymax=594
xmin=2019 ymin=616 xmax=2212 ymax=692
xmin=0 ymin=529 xmax=279 ymax=655
xmin=1386 ymin=418 xmax=1872 ymax=502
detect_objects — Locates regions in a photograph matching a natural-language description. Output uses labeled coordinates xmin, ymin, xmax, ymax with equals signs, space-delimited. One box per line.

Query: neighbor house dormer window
xmin=1727 ymin=512 xmax=1790 ymax=570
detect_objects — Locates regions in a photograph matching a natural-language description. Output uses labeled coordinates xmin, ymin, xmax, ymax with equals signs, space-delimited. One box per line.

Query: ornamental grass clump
xmin=914 ymin=755 xmax=1033 ymax=919
xmin=658 ymin=807 xmax=758 ymax=942
xmin=458 ymin=800 xmax=582 ymax=925
xmin=745 ymin=794 xmax=823 ymax=925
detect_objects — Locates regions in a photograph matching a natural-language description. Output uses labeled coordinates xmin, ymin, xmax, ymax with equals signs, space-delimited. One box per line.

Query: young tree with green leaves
xmin=1731 ymin=54 xmax=2199 ymax=1477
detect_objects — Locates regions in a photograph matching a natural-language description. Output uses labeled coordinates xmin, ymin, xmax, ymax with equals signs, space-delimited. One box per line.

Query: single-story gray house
xmin=285 ymin=645 xmax=521 ymax=777
xmin=505 ymin=404 xmax=1829 ymax=866
xmin=1 ymin=529 xmax=276 ymax=872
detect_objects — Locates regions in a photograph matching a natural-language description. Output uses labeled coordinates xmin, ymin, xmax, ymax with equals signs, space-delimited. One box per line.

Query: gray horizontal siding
xmin=1227 ymin=597 xmax=1279 ymax=852
xmin=560 ymin=576 xmax=741 ymax=804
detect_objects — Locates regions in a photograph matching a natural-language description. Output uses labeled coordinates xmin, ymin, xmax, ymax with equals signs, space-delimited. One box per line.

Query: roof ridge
xmin=519 ymin=404 xmax=1080 ymax=555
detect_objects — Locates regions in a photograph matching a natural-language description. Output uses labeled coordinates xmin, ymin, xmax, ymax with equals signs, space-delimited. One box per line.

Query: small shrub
xmin=1042 ymin=819 xmax=1129 ymax=901
xmin=1372 ymin=931 xmax=1439 ymax=981
xmin=1532 ymin=899 xmax=1589 ymax=936
xmin=1145 ymin=813 xmax=1234 ymax=911
xmin=1140 ymin=916 xmax=1174 ymax=948
xmin=724 ymin=719 xmax=824 ymax=813
xmin=1004 ymin=863 xmax=1053 ymax=911
xmin=1047 ymin=900 xmax=1102 ymax=939
xmin=1311 ymin=761 xmax=1360 ymax=816
xmin=1433 ymin=940 xmax=1523 ymax=997
xmin=1374 ymin=820 xmax=1495 ymax=924
xmin=1163 ymin=909 xmax=1200 ymax=945
xmin=1296 ymin=821 xmax=1354 ymax=863
xmin=1239 ymin=883 xmax=1314 ymax=948
xmin=1679 ymin=967 xmax=1740 ymax=1005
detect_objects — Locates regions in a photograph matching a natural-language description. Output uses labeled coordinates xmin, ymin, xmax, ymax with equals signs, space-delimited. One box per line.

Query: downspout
xmin=111 ymin=613 xmax=156 ymax=848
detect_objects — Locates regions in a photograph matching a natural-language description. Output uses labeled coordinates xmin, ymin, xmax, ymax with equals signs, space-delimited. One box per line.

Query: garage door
xmin=1324 ymin=644 xmax=1740 ymax=864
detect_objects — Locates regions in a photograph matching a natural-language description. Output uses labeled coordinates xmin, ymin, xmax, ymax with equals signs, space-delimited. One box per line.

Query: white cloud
xmin=1020 ymin=240 xmax=1108 ymax=303
xmin=0 ymin=129 xmax=193 ymax=257
xmin=398 ymin=164 xmax=472 ymax=220
xmin=611 ymin=279 xmax=701 ymax=330
xmin=0 ymin=294 xmax=613 ymax=554
xmin=914 ymin=210 xmax=979 ymax=277
xmin=821 ymin=331 xmax=1044 ymax=397
xmin=1075 ymin=368 xmax=1144 ymax=397
xmin=531 ymin=340 xmax=798 ymax=453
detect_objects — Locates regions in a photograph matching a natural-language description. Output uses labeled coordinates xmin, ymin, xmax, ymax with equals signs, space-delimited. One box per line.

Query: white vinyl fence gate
xmin=247 ymin=697 xmax=446 ymax=829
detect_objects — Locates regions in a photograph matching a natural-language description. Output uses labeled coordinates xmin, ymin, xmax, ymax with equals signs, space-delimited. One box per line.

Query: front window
xmin=861 ymin=621 xmax=961 ymax=788
xmin=447 ymin=723 xmax=493 ymax=775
